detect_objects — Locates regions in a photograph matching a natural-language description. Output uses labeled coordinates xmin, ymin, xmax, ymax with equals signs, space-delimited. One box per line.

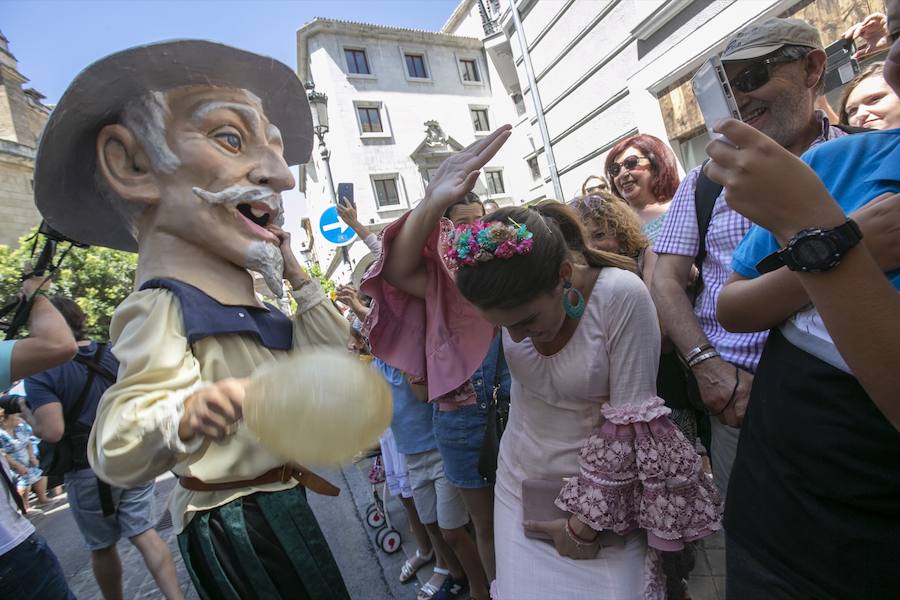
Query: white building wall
xmin=449 ymin=0 xmax=798 ymax=200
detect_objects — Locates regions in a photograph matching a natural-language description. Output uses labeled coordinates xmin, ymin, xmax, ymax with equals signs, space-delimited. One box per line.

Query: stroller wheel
xmin=376 ymin=527 xmax=402 ymax=554
xmin=366 ymin=506 xmax=384 ymax=528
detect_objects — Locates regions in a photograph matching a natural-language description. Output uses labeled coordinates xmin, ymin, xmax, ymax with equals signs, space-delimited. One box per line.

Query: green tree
xmin=307 ymin=262 xmax=336 ymax=297
xmin=0 ymin=228 xmax=137 ymax=341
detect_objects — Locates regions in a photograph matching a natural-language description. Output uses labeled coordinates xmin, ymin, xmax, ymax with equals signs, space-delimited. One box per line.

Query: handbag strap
xmin=492 ymin=336 xmax=506 ymax=398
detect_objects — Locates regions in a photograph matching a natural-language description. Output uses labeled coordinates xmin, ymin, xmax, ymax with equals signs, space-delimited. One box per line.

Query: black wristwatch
xmin=756 ymin=219 xmax=863 ymax=274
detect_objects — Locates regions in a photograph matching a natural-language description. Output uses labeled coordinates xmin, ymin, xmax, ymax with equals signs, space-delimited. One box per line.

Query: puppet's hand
xmin=178 ymin=378 xmax=247 ymax=442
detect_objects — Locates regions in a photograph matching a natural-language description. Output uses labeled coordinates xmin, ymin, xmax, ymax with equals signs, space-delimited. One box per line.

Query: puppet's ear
xmin=96 ymin=124 xmax=161 ymax=205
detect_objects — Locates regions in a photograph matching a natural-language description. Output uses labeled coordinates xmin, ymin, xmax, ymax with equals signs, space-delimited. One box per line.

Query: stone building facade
xmin=0 ymin=31 xmax=50 ymax=248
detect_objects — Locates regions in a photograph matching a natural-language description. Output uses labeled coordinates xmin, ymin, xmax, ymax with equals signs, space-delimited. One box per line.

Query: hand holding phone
xmin=692 ymin=56 xmax=742 ymax=147
xmin=337 ymin=183 xmax=355 ymax=209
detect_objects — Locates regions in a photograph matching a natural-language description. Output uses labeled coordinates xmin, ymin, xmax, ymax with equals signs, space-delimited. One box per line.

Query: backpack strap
xmin=690 ymin=161 xmax=723 ymax=304
xmin=65 ymin=343 xmax=112 ymax=428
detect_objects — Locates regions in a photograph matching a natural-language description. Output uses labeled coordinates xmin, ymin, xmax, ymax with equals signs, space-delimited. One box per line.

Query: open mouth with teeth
xmin=742 ymin=106 xmax=767 ymax=125
xmin=238 ymin=203 xmax=271 ymax=228
xmin=235 ymin=202 xmax=279 ymax=243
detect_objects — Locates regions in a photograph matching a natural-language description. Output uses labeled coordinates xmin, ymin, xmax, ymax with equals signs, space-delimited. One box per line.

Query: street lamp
xmin=305 ymin=82 xmax=336 ymax=205
xmin=305 ymin=81 xmax=349 ymax=264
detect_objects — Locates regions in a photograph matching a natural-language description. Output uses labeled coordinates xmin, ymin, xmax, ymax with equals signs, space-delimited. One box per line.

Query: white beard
xmin=246 ymin=240 xmax=285 ymax=298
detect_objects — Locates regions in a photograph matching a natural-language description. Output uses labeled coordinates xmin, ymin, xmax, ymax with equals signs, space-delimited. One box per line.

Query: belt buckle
xmin=279 ymin=465 xmax=292 ymax=483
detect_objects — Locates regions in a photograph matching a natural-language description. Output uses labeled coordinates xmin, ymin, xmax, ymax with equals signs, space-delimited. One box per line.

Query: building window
xmin=527 ymin=157 xmax=540 ymax=181
xmin=373 ymin=176 xmax=401 ymax=208
xmin=405 ymin=53 xmax=428 ymax=79
xmin=357 ymin=106 xmax=383 ymax=133
xmin=485 ymin=170 xmax=505 ymax=195
xmin=460 ymin=59 xmax=480 ymax=82
xmin=471 ymin=108 xmax=490 ymax=132
xmin=345 ymin=48 xmax=370 ymax=75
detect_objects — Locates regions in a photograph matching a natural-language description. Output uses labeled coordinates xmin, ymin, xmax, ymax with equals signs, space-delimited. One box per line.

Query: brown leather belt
xmin=178 ymin=465 xmax=340 ymax=497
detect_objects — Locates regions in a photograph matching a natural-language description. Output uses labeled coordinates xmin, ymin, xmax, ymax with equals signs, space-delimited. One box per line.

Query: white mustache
xmin=192 ymin=185 xmax=285 ymax=226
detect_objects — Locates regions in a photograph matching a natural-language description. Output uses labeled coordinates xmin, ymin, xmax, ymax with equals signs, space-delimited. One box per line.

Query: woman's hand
xmin=423 ymin=125 xmax=511 ymax=213
xmin=523 ymin=516 xmax=602 ymax=560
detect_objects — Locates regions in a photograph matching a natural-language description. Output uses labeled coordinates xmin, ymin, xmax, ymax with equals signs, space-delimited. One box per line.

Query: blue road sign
xmin=319 ymin=205 xmax=358 ymax=247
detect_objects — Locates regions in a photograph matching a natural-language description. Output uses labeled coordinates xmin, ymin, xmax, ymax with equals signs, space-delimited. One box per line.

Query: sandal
xmin=432 ymin=575 xmax=469 ymax=600
xmin=416 ymin=567 xmax=449 ymax=600
xmin=400 ymin=548 xmax=435 ymax=583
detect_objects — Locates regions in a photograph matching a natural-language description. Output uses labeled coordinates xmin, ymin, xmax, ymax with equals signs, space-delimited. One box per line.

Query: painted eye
xmin=215 ymin=132 xmax=242 ymax=151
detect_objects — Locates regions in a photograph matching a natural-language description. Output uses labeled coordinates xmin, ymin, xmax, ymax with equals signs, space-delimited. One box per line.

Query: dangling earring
xmin=562 ymin=281 xmax=585 ymax=319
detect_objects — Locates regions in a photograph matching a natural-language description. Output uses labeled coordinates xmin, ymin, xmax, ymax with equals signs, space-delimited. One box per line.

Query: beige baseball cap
xmin=721 ymin=17 xmax=823 ymax=62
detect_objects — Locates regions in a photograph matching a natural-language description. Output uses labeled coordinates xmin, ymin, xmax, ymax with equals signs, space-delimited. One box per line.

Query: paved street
xmin=28 ymin=461 xmax=724 ymax=599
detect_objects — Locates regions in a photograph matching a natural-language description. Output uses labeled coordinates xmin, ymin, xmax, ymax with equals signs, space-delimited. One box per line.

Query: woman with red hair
xmin=604 ymin=134 xmax=681 ymax=244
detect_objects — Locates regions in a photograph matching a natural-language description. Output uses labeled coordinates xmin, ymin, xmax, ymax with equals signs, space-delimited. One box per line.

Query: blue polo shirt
xmin=731 ymin=128 xmax=900 ymax=369
xmin=733 ymin=128 xmax=900 ymax=282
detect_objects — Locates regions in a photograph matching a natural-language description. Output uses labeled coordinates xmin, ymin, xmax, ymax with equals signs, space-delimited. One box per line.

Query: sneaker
xmin=432 ymin=576 xmax=468 ymax=600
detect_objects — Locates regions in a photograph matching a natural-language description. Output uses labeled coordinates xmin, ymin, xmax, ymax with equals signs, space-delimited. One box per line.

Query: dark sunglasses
xmin=607 ymin=156 xmax=649 ymax=178
xmin=728 ymin=54 xmax=800 ymax=93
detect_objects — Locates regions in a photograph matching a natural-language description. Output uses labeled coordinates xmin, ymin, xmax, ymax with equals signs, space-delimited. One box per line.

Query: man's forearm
xmin=717 ymin=269 xmax=810 ymax=333
xmin=10 ymin=296 xmax=77 ymax=381
xmin=651 ymin=275 xmax=711 ymax=355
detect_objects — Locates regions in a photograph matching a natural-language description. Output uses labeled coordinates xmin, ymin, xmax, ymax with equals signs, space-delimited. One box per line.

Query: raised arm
xmin=9 ymin=276 xmax=77 ymax=381
xmin=381 ymin=125 xmax=511 ymax=298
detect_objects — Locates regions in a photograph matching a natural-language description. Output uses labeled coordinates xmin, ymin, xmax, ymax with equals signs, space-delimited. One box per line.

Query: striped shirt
xmin=653 ymin=116 xmax=845 ymax=372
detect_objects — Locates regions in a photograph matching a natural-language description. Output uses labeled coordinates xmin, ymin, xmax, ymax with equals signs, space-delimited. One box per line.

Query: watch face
xmin=793 ymin=238 xmax=835 ymax=267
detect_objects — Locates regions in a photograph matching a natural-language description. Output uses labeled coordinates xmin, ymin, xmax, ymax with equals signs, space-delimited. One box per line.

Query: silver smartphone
xmin=691 ymin=56 xmax=742 ymax=146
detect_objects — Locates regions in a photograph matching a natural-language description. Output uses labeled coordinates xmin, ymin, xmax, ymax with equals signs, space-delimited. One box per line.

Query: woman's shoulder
xmin=595 ymin=266 xmax=647 ymax=294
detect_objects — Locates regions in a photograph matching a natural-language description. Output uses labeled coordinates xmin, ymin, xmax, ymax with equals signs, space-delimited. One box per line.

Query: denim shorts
xmin=65 ymin=469 xmax=156 ymax=550
xmin=433 ymin=403 xmax=491 ymax=489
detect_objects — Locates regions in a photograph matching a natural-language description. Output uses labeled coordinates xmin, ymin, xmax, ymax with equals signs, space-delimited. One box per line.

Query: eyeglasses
xmin=607 ymin=156 xmax=649 ymax=178
xmin=728 ymin=55 xmax=800 ymax=93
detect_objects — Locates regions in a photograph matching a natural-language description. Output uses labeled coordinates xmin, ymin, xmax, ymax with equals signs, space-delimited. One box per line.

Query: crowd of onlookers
xmin=333 ymin=7 xmax=899 ymax=600
xmin=1 ymin=5 xmax=898 ymax=600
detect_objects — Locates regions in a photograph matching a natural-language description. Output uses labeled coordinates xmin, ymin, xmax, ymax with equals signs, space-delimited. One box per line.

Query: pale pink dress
xmin=362 ymin=217 xmax=721 ymax=599
xmin=495 ymin=268 xmax=720 ymax=600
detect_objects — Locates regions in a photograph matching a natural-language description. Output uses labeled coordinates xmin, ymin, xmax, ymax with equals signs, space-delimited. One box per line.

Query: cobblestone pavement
xmin=29 ymin=464 xmax=724 ymax=599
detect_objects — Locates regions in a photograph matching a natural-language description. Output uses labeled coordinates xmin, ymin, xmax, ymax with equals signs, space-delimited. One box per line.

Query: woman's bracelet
xmin=565 ymin=516 xmax=599 ymax=547
xmin=688 ymin=348 xmax=720 ymax=368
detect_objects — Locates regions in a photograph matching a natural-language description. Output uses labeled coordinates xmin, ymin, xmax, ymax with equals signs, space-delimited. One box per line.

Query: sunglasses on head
xmin=607 ymin=156 xmax=649 ymax=178
xmin=728 ymin=53 xmax=802 ymax=93
xmin=567 ymin=195 xmax=608 ymax=210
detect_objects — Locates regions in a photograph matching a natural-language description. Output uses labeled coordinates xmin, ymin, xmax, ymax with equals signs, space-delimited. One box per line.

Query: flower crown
xmin=444 ymin=219 xmax=534 ymax=269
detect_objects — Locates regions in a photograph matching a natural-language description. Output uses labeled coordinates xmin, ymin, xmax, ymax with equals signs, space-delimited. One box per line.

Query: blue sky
xmin=2 ymin=0 xmax=462 ymax=104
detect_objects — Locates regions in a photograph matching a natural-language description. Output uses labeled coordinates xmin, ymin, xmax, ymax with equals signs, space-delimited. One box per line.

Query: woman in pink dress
xmin=362 ymin=127 xmax=720 ymax=599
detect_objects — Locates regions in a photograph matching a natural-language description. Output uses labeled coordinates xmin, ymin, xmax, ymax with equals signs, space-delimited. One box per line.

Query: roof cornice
xmin=297 ymin=17 xmax=482 ymax=81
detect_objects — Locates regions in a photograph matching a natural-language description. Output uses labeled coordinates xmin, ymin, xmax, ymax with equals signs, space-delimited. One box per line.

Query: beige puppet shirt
xmin=88 ymin=279 xmax=349 ymax=533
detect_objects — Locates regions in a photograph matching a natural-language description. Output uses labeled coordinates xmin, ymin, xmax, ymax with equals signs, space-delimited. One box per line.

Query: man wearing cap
xmin=651 ymin=17 xmax=846 ymax=503
xmin=35 ymin=41 xmax=351 ymax=599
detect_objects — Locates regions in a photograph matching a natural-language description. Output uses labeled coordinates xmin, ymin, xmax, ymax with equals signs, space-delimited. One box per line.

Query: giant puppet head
xmin=34 ymin=40 xmax=312 ymax=298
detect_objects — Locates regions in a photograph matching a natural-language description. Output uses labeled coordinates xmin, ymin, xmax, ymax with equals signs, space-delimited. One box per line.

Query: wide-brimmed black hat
xmin=34 ymin=40 xmax=312 ymax=252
